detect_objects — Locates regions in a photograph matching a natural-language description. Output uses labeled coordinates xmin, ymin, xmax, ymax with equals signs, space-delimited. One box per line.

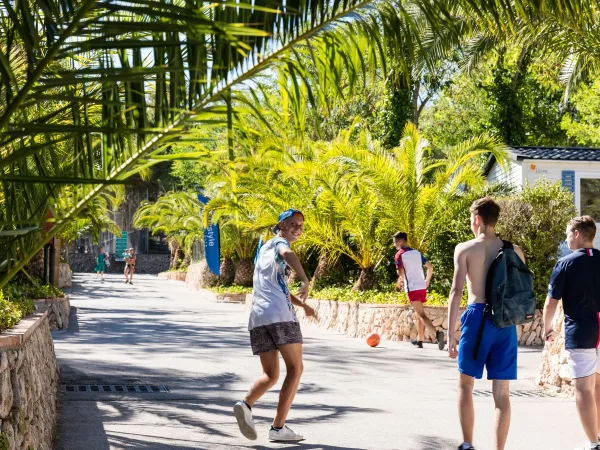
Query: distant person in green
xmin=94 ymin=246 xmax=106 ymax=281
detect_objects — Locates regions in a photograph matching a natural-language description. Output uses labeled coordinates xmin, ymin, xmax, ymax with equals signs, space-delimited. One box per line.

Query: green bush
xmin=4 ymin=281 xmax=63 ymax=301
xmin=496 ymin=181 xmax=576 ymax=306
xmin=310 ymin=285 xmax=467 ymax=307
xmin=0 ymin=291 xmax=24 ymax=333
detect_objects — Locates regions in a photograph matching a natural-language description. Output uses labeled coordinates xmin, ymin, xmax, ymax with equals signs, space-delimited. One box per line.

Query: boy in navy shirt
xmin=544 ymin=216 xmax=600 ymax=450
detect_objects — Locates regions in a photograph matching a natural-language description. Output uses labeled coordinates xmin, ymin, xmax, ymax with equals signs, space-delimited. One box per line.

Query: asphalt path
xmin=53 ymin=273 xmax=580 ymax=450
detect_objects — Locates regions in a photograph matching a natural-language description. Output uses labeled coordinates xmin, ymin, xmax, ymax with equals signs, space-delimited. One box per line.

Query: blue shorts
xmin=458 ymin=303 xmax=518 ymax=380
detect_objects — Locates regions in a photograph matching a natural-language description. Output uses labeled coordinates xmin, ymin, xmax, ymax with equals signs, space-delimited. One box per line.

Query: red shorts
xmin=407 ymin=289 xmax=427 ymax=303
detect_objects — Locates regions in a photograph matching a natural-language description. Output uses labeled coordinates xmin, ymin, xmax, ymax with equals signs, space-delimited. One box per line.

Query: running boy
xmin=447 ymin=197 xmax=525 ymax=450
xmin=393 ymin=232 xmax=444 ymax=349
xmin=543 ymin=216 xmax=600 ymax=450
xmin=234 ymin=209 xmax=316 ymax=442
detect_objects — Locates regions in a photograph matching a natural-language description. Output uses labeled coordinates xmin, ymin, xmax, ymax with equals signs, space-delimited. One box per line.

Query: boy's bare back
xmin=455 ymin=236 xmax=525 ymax=305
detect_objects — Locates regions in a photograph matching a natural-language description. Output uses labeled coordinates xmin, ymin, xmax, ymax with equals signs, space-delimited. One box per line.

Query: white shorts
xmin=566 ymin=348 xmax=600 ymax=379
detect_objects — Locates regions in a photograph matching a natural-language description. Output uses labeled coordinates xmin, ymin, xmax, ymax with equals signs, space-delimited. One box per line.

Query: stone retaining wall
xmin=58 ymin=263 xmax=72 ymax=288
xmin=244 ymin=296 xmax=545 ymax=345
xmin=184 ymin=262 xmax=217 ymax=291
xmin=0 ymin=313 xmax=59 ymax=450
xmin=536 ymin=303 xmax=572 ymax=395
xmin=157 ymin=271 xmax=187 ymax=281
xmin=66 ymin=253 xmax=170 ymax=274
xmin=34 ymin=297 xmax=71 ymax=331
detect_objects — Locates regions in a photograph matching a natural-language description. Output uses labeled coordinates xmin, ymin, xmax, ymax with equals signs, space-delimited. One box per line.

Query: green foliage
xmin=0 ymin=432 xmax=8 ymax=450
xmin=561 ymin=79 xmax=600 ymax=146
xmin=420 ymin=71 xmax=495 ymax=148
xmin=133 ymin=192 xmax=204 ymax=268
xmin=495 ymin=181 xmax=576 ymax=305
xmin=422 ymin=49 xmax=571 ymax=149
xmin=310 ymin=286 xmax=466 ymax=307
xmin=211 ymin=285 xmax=253 ymax=295
xmin=0 ymin=290 xmax=27 ymax=333
xmin=426 ymin=184 xmax=514 ymax=294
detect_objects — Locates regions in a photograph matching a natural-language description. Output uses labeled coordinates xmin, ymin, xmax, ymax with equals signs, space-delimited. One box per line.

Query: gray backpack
xmin=473 ymin=240 xmax=536 ymax=359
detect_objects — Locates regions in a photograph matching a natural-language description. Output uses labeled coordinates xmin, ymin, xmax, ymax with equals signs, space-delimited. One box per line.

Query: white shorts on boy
xmin=567 ymin=348 xmax=600 ymax=379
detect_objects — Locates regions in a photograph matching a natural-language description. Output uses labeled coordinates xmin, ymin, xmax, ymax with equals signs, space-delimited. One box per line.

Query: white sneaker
xmin=233 ymin=401 xmax=257 ymax=440
xmin=573 ymin=444 xmax=600 ymax=450
xmin=268 ymin=425 xmax=305 ymax=442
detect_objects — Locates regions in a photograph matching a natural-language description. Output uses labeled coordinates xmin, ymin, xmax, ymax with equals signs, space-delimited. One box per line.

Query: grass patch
xmin=211 ymin=285 xmax=253 ymax=295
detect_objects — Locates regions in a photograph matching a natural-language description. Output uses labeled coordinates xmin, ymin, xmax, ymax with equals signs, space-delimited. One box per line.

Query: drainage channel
xmin=472 ymin=389 xmax=552 ymax=398
xmin=61 ymin=385 xmax=170 ymax=393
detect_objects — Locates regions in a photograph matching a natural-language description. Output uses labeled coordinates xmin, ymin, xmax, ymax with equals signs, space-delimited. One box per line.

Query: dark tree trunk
xmin=352 ymin=267 xmax=377 ymax=291
xmin=311 ymin=252 xmax=338 ymax=288
xmin=219 ymin=257 xmax=235 ymax=286
xmin=234 ymin=258 xmax=254 ymax=287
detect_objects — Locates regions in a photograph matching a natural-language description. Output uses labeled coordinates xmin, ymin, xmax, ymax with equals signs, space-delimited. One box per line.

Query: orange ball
xmin=366 ymin=333 xmax=380 ymax=347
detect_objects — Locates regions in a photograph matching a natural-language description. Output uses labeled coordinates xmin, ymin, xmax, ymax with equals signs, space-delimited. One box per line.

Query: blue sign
xmin=254 ymin=236 xmax=263 ymax=264
xmin=198 ymin=194 xmax=220 ymax=276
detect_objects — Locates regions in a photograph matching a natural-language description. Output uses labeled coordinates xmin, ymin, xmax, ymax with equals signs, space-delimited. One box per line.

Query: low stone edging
xmin=157 ymin=271 xmax=187 ymax=281
xmin=244 ymin=296 xmax=544 ymax=345
xmin=0 ymin=312 xmax=59 ymax=450
xmin=34 ymin=296 xmax=71 ymax=331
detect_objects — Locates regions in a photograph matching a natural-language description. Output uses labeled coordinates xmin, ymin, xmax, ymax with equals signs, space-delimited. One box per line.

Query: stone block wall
xmin=184 ymin=262 xmax=217 ymax=291
xmin=0 ymin=313 xmax=59 ymax=450
xmin=536 ymin=303 xmax=572 ymax=395
xmin=243 ymin=296 xmax=546 ymax=346
xmin=66 ymin=253 xmax=169 ymax=274
xmin=34 ymin=297 xmax=71 ymax=332
xmin=58 ymin=263 xmax=72 ymax=288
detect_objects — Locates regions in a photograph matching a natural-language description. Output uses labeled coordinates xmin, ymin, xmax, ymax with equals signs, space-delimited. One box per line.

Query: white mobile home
xmin=484 ymin=146 xmax=600 ymax=247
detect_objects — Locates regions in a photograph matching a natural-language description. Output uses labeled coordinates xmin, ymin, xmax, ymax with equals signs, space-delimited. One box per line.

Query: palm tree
xmin=133 ymin=192 xmax=204 ymax=269
xmin=229 ymin=122 xmax=508 ymax=290
xmin=1 ymin=0 xmax=595 ymax=289
xmin=0 ymin=0 xmax=392 ymax=288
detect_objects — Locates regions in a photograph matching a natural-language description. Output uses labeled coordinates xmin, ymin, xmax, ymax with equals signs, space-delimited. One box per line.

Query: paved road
xmin=54 ymin=273 xmax=580 ymax=450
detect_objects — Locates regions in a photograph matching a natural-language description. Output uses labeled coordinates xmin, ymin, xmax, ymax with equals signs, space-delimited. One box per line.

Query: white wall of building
xmin=486 ymin=159 xmax=523 ymax=187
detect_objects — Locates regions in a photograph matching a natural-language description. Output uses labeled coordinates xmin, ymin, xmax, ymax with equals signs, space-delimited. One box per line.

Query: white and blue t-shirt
xmin=395 ymin=246 xmax=428 ymax=292
xmin=248 ymin=237 xmax=297 ymax=330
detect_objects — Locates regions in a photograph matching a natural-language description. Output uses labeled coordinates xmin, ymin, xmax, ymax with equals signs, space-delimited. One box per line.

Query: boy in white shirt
xmin=234 ymin=209 xmax=316 ymax=442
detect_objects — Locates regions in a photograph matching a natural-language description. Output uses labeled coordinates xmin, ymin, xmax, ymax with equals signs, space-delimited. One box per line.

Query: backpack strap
xmin=502 ymin=240 xmax=514 ymax=250
xmin=472 ymin=307 xmax=488 ymax=360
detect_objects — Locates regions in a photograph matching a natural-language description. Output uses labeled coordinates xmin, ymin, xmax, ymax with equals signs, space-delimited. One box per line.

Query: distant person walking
xmin=94 ymin=246 xmax=106 ymax=281
xmin=543 ymin=216 xmax=600 ymax=450
xmin=125 ymin=248 xmax=136 ymax=285
xmin=233 ymin=209 xmax=316 ymax=442
xmin=447 ymin=197 xmax=526 ymax=450
xmin=393 ymin=232 xmax=444 ymax=349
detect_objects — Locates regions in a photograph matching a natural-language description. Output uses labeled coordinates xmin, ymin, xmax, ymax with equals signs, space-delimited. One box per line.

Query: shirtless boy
xmin=447 ymin=197 xmax=525 ymax=450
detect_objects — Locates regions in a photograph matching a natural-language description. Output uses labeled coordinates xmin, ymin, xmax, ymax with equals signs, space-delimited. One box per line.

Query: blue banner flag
xmin=198 ymin=194 xmax=220 ymax=276
xmin=254 ymin=236 xmax=263 ymax=264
